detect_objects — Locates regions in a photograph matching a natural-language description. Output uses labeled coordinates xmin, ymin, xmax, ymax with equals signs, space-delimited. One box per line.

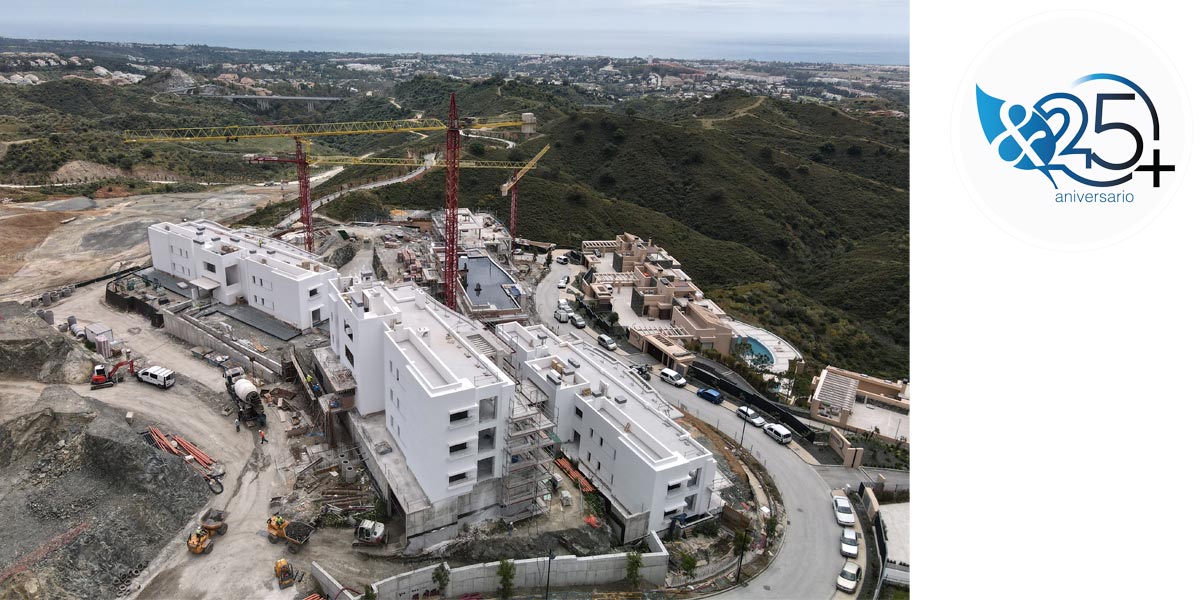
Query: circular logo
xmin=953 ymin=11 xmax=1189 ymax=250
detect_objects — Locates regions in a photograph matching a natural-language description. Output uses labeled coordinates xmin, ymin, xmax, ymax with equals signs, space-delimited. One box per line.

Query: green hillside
xmin=290 ymin=80 xmax=910 ymax=377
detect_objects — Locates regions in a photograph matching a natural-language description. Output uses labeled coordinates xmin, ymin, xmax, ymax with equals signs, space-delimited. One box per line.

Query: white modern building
xmin=494 ymin=321 xmax=720 ymax=543
xmin=326 ymin=281 xmax=553 ymax=548
xmin=147 ymin=219 xmax=338 ymax=330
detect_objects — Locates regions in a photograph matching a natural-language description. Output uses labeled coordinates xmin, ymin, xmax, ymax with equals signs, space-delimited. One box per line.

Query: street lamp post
xmin=544 ymin=549 xmax=555 ymax=599
xmin=739 ymin=415 xmax=748 ymax=447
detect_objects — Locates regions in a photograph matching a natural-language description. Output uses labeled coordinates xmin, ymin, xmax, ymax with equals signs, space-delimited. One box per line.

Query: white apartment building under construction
xmin=147 ymin=219 xmax=338 ymax=330
xmin=494 ymin=321 xmax=720 ymax=543
xmin=326 ymin=280 xmax=720 ymax=548
xmin=327 ymin=281 xmax=554 ymax=548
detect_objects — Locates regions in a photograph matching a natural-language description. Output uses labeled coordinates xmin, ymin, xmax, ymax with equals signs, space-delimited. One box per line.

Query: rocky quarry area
xmin=0 ymin=386 xmax=210 ymax=600
xmin=0 ymin=301 xmax=99 ymax=384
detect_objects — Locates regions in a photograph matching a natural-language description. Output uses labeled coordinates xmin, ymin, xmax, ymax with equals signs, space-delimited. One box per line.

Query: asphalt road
xmin=653 ymin=376 xmax=844 ymax=600
xmin=529 ymin=253 xmax=844 ymax=599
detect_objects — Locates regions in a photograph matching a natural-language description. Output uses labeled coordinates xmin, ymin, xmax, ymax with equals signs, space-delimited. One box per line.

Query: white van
xmin=137 ymin=366 xmax=176 ymax=389
xmin=554 ymin=309 xmax=572 ymax=323
xmin=763 ymin=423 xmax=791 ymax=444
xmin=659 ymin=368 xmax=686 ymax=387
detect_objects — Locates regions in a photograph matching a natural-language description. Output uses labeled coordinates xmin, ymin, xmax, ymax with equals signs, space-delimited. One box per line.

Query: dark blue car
xmin=697 ymin=388 xmax=722 ymax=404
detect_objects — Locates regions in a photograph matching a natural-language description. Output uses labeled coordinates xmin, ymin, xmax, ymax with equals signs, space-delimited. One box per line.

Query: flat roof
xmin=878 ymin=502 xmax=910 ymax=565
xmin=152 ymin=219 xmax=331 ymax=276
xmin=343 ymin=282 xmax=507 ymax=393
xmin=499 ymin=322 xmax=706 ymax=465
xmin=461 ymin=254 xmax=520 ymax=310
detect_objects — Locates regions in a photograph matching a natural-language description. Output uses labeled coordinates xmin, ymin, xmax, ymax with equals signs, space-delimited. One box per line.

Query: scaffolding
xmin=501 ymin=381 xmax=555 ymax=506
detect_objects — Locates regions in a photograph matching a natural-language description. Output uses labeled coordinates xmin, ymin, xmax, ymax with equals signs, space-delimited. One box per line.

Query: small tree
xmin=679 ymin=551 xmax=698 ymax=579
xmin=497 ymin=559 xmax=515 ymax=599
xmin=468 ymin=142 xmax=487 ymax=156
xmin=362 ymin=584 xmax=377 ymax=599
xmin=625 ymin=551 xmax=642 ymax=587
xmin=733 ymin=530 xmax=752 ymax=555
xmin=432 ymin=563 xmax=451 ymax=596
xmin=765 ymin=516 xmax=779 ymax=541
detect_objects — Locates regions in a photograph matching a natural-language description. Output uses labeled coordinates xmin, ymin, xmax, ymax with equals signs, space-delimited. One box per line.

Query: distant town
xmin=1 ymin=37 xmax=908 ymax=111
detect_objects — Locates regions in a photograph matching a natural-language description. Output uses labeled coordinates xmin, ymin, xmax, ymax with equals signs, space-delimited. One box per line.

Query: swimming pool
xmin=740 ymin=336 xmax=775 ymax=365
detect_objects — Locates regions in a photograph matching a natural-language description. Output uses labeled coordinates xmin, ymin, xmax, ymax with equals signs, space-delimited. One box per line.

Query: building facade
xmin=147 ymin=220 xmax=338 ymax=330
xmin=494 ymin=321 xmax=720 ymax=543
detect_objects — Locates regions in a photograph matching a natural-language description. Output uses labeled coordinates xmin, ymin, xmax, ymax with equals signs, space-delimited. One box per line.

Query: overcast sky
xmin=0 ymin=0 xmax=909 ymax=62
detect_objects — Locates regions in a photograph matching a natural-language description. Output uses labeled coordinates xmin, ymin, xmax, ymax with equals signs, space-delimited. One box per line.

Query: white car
xmin=557 ymin=276 xmax=569 ymax=289
xmin=839 ymin=528 xmax=859 ymax=558
xmin=554 ymin=255 xmax=570 ymax=265
xmin=596 ymin=334 xmax=617 ymax=350
xmin=557 ymin=299 xmax=570 ymax=312
xmin=835 ymin=561 xmax=860 ymax=593
xmin=832 ymin=495 xmax=856 ymax=527
xmin=659 ymin=368 xmax=687 ymax=387
xmin=736 ymin=406 xmax=766 ymax=427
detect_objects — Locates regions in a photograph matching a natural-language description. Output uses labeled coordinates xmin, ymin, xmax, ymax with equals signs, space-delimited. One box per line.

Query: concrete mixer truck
xmin=224 ymin=366 xmax=267 ymax=428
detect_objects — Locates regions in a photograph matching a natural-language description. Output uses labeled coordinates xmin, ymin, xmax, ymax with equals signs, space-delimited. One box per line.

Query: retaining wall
xmin=328 ymin=531 xmax=668 ymax=600
xmin=160 ymin=304 xmax=280 ymax=380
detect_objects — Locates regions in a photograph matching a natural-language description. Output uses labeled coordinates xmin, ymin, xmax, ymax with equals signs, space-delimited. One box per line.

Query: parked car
xmin=513 ymin=248 xmax=524 ymax=255
xmin=659 ymin=368 xmax=687 ymax=387
xmin=835 ymin=561 xmax=861 ymax=593
xmin=736 ymin=406 xmax=766 ymax=427
xmin=763 ymin=423 xmax=791 ymax=444
xmin=596 ymin=334 xmax=617 ymax=350
xmin=569 ymin=314 xmax=586 ymax=329
xmin=557 ymin=299 xmax=570 ymax=312
xmin=557 ymin=276 xmax=569 ymax=289
xmin=696 ymin=388 xmax=722 ymax=404
xmin=554 ymin=309 xmax=572 ymax=323
xmin=137 ymin=366 xmax=176 ymax=389
xmin=840 ymin=528 xmax=860 ymax=558
xmin=832 ymin=495 xmax=856 ymax=527
xmin=555 ymin=255 xmax=570 ymax=265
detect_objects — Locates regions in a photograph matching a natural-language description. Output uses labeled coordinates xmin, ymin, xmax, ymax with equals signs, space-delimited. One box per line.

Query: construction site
xmin=0 ymin=93 xmax=785 ymax=600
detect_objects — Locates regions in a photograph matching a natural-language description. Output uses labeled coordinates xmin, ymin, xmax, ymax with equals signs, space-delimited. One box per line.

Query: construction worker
xmin=234 ymin=418 xmax=241 ymax=433
xmin=259 ymin=429 xmax=268 ymax=444
xmin=195 ymin=526 xmax=204 ymax=537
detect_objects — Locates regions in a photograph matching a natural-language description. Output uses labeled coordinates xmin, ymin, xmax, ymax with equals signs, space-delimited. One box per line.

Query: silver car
xmin=832 ymin=495 xmax=856 ymax=527
xmin=839 ymin=528 xmax=859 ymax=558
xmin=835 ymin=561 xmax=860 ymax=593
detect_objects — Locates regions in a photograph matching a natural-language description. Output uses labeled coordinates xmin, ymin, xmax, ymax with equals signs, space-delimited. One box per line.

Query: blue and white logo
xmin=954 ymin=12 xmax=1188 ymax=249
xmin=976 ymin=74 xmax=1174 ymax=190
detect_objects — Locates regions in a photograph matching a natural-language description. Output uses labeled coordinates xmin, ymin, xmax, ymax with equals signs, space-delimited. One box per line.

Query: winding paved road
xmin=653 ymin=379 xmax=844 ymax=600
xmin=529 ymin=255 xmax=846 ymax=600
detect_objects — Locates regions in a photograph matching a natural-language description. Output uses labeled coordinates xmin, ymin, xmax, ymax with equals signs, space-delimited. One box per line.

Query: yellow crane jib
xmin=306 ymin=155 xmax=533 ymax=170
xmin=122 ymin=118 xmax=450 ymax=143
xmin=501 ymin=144 xmax=551 ymax=196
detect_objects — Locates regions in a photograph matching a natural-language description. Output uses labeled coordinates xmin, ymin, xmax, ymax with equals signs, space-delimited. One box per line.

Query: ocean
xmin=1 ymin=25 xmax=909 ymax=65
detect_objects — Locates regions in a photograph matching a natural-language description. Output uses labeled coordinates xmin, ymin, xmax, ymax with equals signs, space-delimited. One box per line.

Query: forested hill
xmin=300 ymin=78 xmax=909 ymax=378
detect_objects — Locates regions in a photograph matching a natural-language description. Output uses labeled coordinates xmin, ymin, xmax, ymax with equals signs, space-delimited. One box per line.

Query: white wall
xmin=148 ymin=222 xmax=336 ymax=330
xmin=360 ymin=530 xmax=670 ymax=599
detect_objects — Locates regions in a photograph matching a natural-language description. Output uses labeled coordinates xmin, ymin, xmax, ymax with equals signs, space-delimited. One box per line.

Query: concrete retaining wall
xmin=161 ymin=304 xmax=280 ymax=380
xmin=311 ymin=561 xmax=360 ymax=600
xmin=352 ymin=531 xmax=668 ymax=600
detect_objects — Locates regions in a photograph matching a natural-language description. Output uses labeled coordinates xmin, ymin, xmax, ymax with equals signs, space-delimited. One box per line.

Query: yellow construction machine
xmin=186 ymin=508 xmax=228 ymax=554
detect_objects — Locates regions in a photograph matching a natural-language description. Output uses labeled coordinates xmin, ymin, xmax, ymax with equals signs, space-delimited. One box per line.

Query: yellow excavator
xmin=186 ymin=509 xmax=228 ymax=554
xmin=274 ymin=558 xmax=302 ymax=589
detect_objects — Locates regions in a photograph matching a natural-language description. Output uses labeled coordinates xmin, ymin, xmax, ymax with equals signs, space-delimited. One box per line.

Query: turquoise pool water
xmin=741 ymin=336 xmax=774 ymax=364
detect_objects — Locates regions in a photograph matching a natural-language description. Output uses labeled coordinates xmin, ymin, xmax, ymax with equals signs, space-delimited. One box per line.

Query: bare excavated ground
xmin=0 ymin=385 xmax=212 ymax=600
xmin=0 ymin=185 xmax=279 ymax=301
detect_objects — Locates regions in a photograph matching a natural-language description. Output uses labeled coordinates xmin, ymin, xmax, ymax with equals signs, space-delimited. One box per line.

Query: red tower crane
xmin=248 ymin=139 xmax=313 ymax=252
xmin=442 ymin=93 xmax=463 ymax=310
